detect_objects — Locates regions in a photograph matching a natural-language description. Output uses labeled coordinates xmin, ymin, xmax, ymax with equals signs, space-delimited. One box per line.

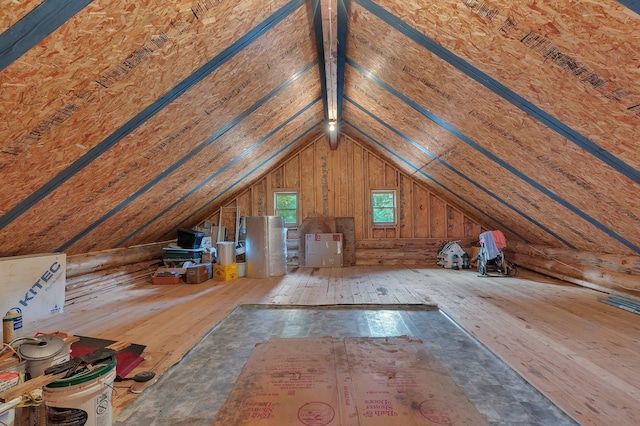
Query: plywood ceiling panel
xmin=0 ymin=0 xmax=638 ymax=258
xmin=0 ymin=1 xmax=45 ymax=33
xmin=0 ymin=0 xmax=292 ymax=213
xmin=344 ymin=1 xmax=640 ymax=254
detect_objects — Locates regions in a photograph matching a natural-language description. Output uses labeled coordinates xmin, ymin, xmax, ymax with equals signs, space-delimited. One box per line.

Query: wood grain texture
xmin=1 ymin=0 xmax=277 ymax=201
xmin=0 ymin=0 xmax=44 ymax=33
xmin=197 ymin=133 xmax=484 ymax=264
xmin=1 ymin=0 xmax=637 ymax=297
xmin=376 ymin=0 xmax=640 ymax=168
xmin=117 ymin=96 xmax=320 ymax=242
xmin=17 ymin=264 xmax=640 ymax=425
xmin=0 ymin=0 xmax=298 ymax=256
xmin=343 ymin=92 xmax=556 ymax=246
xmin=509 ymin=241 xmax=640 ymax=294
xmin=343 ymin=1 xmax=640 ymax=254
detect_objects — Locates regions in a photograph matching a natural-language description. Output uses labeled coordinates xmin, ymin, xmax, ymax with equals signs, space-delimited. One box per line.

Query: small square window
xmin=371 ymin=190 xmax=396 ymax=225
xmin=275 ymin=192 xmax=298 ymax=225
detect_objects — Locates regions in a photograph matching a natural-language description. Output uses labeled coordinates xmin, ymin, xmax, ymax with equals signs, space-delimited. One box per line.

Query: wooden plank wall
xmin=64 ymin=242 xmax=165 ymax=303
xmin=507 ymin=242 xmax=640 ymax=295
xmin=201 ymin=134 xmax=485 ymax=265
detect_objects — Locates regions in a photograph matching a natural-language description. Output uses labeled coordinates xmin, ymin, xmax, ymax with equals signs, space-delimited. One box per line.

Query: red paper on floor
xmin=71 ymin=336 xmax=146 ymax=380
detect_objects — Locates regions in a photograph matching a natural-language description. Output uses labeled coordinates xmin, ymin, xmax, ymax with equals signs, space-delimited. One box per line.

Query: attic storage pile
xmin=154 ymin=228 xmax=222 ymax=284
xmin=153 ymin=215 xmax=290 ymax=284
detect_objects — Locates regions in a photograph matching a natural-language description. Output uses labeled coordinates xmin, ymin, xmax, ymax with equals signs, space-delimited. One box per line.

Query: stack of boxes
xmin=179 ymin=228 xmax=212 ymax=284
xmin=153 ymin=228 xmax=211 ymax=284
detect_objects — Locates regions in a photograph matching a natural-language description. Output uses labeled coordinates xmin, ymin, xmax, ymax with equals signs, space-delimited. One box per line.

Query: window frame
xmin=274 ymin=191 xmax=299 ymax=227
xmin=371 ymin=189 xmax=397 ymax=226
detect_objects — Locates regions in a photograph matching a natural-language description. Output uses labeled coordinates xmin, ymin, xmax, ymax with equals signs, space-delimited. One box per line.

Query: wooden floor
xmin=23 ymin=265 xmax=640 ymax=426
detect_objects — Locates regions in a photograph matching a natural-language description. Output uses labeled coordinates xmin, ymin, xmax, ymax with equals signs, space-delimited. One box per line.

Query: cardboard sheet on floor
xmin=214 ymin=336 xmax=488 ymax=425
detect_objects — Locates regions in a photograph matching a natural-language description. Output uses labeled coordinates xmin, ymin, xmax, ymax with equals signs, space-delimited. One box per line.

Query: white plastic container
xmin=43 ymin=357 xmax=116 ymax=426
xmin=237 ymin=262 xmax=246 ymax=277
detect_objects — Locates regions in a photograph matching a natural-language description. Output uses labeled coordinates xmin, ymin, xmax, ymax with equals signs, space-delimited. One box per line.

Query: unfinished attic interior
xmin=1 ymin=0 xmax=639 ymax=424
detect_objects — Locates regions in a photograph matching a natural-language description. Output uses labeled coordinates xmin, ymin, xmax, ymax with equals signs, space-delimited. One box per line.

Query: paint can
xmin=2 ymin=309 xmax=22 ymax=344
xmin=43 ymin=357 xmax=117 ymax=426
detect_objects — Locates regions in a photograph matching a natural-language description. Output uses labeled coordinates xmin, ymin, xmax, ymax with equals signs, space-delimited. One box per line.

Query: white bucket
xmin=237 ymin=262 xmax=246 ymax=277
xmin=43 ymin=357 xmax=116 ymax=426
xmin=216 ymin=242 xmax=236 ymax=265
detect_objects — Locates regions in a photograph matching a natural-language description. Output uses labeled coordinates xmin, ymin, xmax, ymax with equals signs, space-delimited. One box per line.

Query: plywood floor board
xmin=18 ymin=265 xmax=640 ymax=425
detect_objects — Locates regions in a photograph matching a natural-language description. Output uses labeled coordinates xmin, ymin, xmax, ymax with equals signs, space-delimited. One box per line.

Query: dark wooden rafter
xmin=313 ymin=0 xmax=348 ymax=149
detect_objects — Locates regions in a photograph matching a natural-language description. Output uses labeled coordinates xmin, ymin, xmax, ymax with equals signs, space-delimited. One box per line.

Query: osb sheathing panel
xmin=0 ymin=0 xmax=312 ymax=255
xmin=0 ymin=0 xmax=293 ymax=194
xmin=344 ymin=81 xmax=628 ymax=253
xmin=343 ymin=107 xmax=530 ymax=243
xmin=62 ymin=69 xmax=322 ymax=252
xmin=345 ymin=99 xmax=620 ymax=252
xmin=0 ymin=1 xmax=43 ymax=33
xmin=103 ymin=103 xmax=324 ymax=251
xmin=0 ymin=0 xmax=290 ymax=193
xmin=344 ymin=2 xmax=640 ymax=254
xmin=377 ymin=0 xmax=640 ymax=168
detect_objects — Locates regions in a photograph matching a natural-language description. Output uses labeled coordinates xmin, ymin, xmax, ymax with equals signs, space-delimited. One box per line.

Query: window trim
xmin=274 ymin=190 xmax=299 ymax=226
xmin=371 ymin=189 xmax=397 ymax=226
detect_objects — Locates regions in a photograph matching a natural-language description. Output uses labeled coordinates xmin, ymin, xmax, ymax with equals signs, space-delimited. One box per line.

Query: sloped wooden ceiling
xmin=341 ymin=0 xmax=640 ymax=257
xmin=0 ymin=0 xmax=324 ymax=256
xmin=1 ymin=0 xmax=639 ymax=259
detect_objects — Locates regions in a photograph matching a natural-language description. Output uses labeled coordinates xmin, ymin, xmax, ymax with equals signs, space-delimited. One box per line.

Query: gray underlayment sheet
xmin=115 ymin=305 xmax=578 ymax=426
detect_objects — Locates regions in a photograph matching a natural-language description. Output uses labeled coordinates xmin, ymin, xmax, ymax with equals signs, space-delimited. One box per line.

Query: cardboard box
xmin=151 ymin=273 xmax=181 ymax=285
xmin=201 ymin=248 xmax=215 ymax=264
xmin=214 ymin=263 xmax=238 ymax=281
xmin=305 ymin=233 xmax=343 ymax=267
xmin=0 ymin=371 xmax=20 ymax=393
xmin=152 ymin=267 xmax=185 ymax=285
xmin=215 ymin=336 xmax=488 ymax=425
xmin=186 ymin=264 xmax=212 ymax=284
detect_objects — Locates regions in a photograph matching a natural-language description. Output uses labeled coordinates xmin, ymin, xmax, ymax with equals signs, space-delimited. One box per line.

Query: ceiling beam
xmin=320 ymin=0 xmax=339 ymax=149
xmin=320 ymin=0 xmax=338 ymax=124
